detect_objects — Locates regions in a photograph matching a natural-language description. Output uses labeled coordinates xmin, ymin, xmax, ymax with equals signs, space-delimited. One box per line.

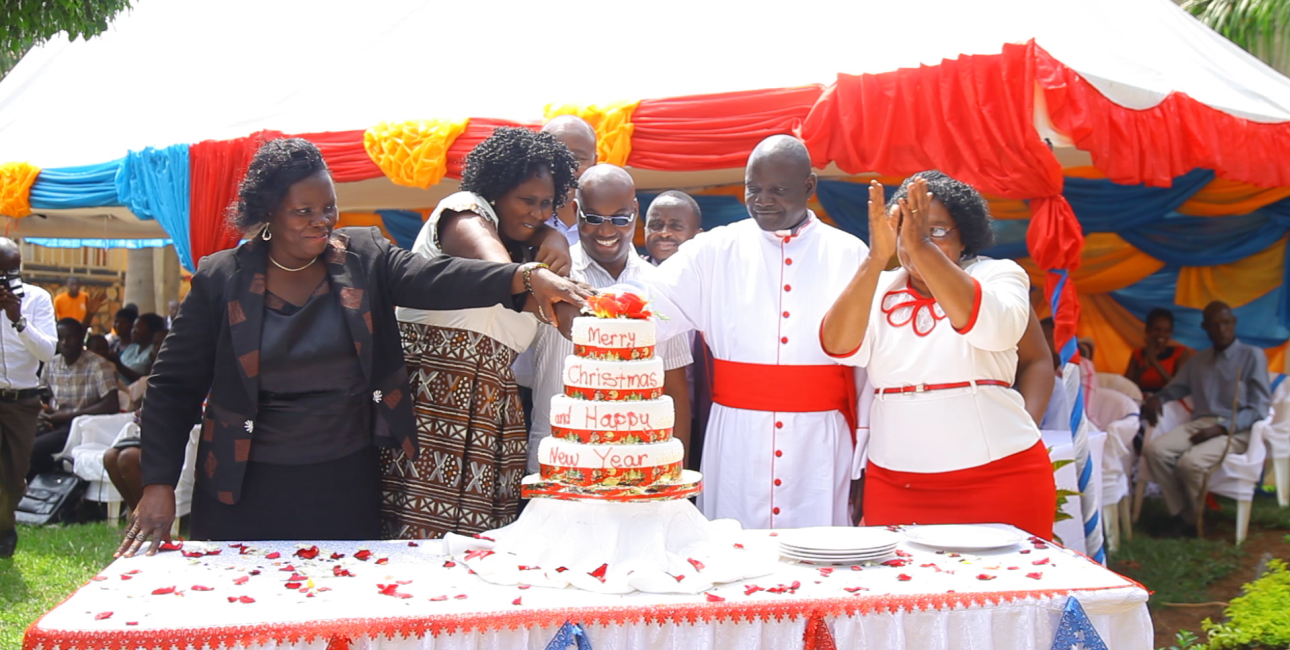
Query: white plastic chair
xmin=1263 ymin=371 xmax=1289 ymax=507
xmin=1132 ymin=398 xmax=1192 ymax=522
xmin=1097 ymin=373 xmax=1144 ymax=405
xmin=1211 ymin=412 xmax=1271 ymax=544
xmin=1088 ymin=390 xmax=1139 ymax=552
xmin=54 ymin=413 xmax=138 ymax=525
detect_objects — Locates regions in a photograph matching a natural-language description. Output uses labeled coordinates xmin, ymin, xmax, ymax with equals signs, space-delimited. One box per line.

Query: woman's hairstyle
xmin=1146 ymin=307 xmax=1175 ymax=328
xmin=459 ymin=127 xmax=580 ymax=208
xmin=136 ymin=313 xmax=167 ymax=335
xmin=890 ymin=170 xmax=995 ymax=259
xmin=230 ymin=138 xmax=330 ymax=232
xmin=114 ymin=306 xmax=138 ymax=321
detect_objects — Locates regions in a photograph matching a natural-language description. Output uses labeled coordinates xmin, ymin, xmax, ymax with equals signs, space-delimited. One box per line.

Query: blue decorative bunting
xmin=1110 ymin=268 xmax=1290 ymax=349
xmin=1051 ymin=597 xmax=1108 ymax=650
xmin=116 ymin=146 xmax=193 ymax=270
xmin=545 ymin=621 xmax=593 ymax=650
xmin=24 ymin=237 xmax=172 ymax=249
xmin=1064 ymin=169 xmax=1214 ymax=232
xmin=29 ymin=159 xmax=125 ymax=210
xmin=374 ymin=209 xmax=424 ymax=250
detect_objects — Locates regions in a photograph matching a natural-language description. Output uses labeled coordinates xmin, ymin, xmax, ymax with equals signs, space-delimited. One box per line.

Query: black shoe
xmin=0 ymin=528 xmax=16 ymax=558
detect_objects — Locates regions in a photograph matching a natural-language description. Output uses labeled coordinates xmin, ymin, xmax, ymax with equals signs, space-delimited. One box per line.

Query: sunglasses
xmin=578 ymin=207 xmax=636 ymax=227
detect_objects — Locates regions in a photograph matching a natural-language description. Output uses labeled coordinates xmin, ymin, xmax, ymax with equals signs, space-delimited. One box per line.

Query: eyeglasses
xmin=578 ymin=208 xmax=636 ymax=227
xmin=930 ymin=226 xmax=957 ymax=239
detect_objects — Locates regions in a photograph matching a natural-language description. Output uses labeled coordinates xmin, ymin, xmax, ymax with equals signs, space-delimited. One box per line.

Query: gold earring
xmin=261 ymin=227 xmax=272 ymax=241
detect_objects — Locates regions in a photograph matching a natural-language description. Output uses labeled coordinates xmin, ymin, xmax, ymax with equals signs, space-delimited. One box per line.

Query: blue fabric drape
xmin=1111 ymin=268 xmax=1290 ymax=349
xmin=29 ymin=159 xmax=125 ymax=210
xmin=375 ymin=209 xmax=423 ymax=250
xmin=1065 ymin=169 xmax=1214 ymax=233
xmin=815 ymin=180 xmax=898 ymax=242
xmin=637 ymin=193 xmax=748 ymax=231
xmin=1118 ymin=209 xmax=1290 ymax=266
xmin=116 ymin=146 xmax=193 ymax=270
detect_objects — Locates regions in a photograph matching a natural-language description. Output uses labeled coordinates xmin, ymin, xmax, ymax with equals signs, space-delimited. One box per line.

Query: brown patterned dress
xmin=378 ymin=324 xmax=528 ymax=538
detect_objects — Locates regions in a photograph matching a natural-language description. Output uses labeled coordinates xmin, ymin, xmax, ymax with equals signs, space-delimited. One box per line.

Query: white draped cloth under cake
xmin=26 ymin=528 xmax=1151 ymax=650
xmin=643 ymin=216 xmax=869 ymax=529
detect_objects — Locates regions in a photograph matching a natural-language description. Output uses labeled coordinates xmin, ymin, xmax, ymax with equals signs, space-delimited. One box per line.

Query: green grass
xmin=0 ymin=523 xmax=121 ymax=649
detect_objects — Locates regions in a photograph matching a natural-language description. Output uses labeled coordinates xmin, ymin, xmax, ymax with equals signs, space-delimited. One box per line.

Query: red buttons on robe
xmin=784 ymin=284 xmax=792 ymax=292
xmin=775 ymin=450 xmax=783 ymax=457
xmin=782 ymin=311 xmax=790 ymax=318
xmin=786 ymin=258 xmax=793 ymax=265
xmin=773 ymin=507 xmax=781 ymax=515
xmin=775 ymin=421 xmax=783 ymax=429
xmin=783 ymin=236 xmax=792 ymax=244
xmin=781 ymin=337 xmax=788 ymax=344
xmin=774 ymin=479 xmax=782 ymax=486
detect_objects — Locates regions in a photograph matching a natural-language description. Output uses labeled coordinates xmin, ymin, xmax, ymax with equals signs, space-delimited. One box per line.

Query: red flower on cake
xmin=584 ymin=292 xmax=654 ymax=320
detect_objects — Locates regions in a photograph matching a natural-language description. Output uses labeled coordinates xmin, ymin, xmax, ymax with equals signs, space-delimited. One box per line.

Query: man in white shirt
xmin=646 ymin=135 xmax=869 ymax=529
xmin=532 ymin=165 xmax=693 ymax=471
xmin=0 ymin=238 xmax=58 ymax=557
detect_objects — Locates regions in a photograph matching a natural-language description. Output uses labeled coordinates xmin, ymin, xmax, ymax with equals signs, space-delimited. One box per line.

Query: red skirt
xmin=864 ymin=441 xmax=1056 ymax=540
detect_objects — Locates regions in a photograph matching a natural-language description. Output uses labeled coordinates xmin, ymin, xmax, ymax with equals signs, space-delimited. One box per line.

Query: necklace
xmin=268 ymin=254 xmax=318 ymax=272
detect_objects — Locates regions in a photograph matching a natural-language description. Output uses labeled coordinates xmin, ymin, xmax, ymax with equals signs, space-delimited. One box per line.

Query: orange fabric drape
xmin=1175 ymin=177 xmax=1290 ymax=217
xmin=627 ymin=86 xmax=823 ymax=171
xmin=189 ymin=130 xmax=284 ymax=267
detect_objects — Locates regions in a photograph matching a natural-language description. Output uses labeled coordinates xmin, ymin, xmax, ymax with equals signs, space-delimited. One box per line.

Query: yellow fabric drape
xmin=0 ymin=162 xmax=41 ymax=218
xmin=1078 ymin=293 xmax=1144 ymax=374
xmin=1175 ymin=236 xmax=1285 ymax=310
xmin=336 ymin=212 xmax=394 ymax=242
xmin=1016 ymin=233 xmax=1163 ymax=295
xmin=1176 ymin=177 xmax=1290 ymax=217
xmin=1063 ymin=166 xmax=1107 ymax=180
xmin=363 ymin=119 xmax=470 ymax=189
xmin=1267 ymin=342 xmax=1287 ymax=375
xmin=543 ymin=101 xmax=640 ymax=167
xmin=984 ymin=196 xmax=1032 ymax=221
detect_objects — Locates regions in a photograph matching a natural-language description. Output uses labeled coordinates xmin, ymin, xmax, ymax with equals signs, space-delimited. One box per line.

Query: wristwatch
xmin=519 ymin=262 xmax=551 ymax=294
xmin=11 ymin=316 xmax=26 ymax=333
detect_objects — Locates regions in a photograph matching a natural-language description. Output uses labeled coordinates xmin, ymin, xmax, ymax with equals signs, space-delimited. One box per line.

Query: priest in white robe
xmin=644 ymin=135 xmax=869 ymax=529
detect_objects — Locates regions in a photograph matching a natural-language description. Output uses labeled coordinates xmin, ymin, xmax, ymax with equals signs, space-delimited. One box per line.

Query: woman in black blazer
xmin=118 ymin=139 xmax=586 ymax=555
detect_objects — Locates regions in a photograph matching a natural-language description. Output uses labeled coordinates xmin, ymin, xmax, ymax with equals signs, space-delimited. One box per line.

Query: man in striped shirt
xmin=529 ymin=165 xmax=693 ymax=472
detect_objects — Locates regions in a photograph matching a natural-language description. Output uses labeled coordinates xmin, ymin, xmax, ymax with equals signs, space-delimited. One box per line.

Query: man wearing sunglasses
xmin=646 ymin=135 xmax=870 ymax=531
xmin=529 ymin=165 xmax=693 ymax=473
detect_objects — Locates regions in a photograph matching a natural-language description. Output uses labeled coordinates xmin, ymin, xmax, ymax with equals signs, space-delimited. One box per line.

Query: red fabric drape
xmin=445 ymin=118 xmax=540 ymax=179
xmin=1034 ymin=46 xmax=1290 ymax=189
xmin=798 ymin=40 xmax=1083 ymax=350
xmin=626 ymin=86 xmax=823 ymax=171
xmin=189 ymin=130 xmax=283 ymax=267
xmin=290 ymin=129 xmax=382 ymax=183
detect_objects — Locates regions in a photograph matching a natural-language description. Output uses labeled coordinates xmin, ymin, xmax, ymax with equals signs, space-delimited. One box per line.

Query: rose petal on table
xmin=318 ymin=587 xmax=332 ymax=592
xmin=881 ymin=559 xmax=909 ymax=568
xmin=850 ymin=566 xmax=863 ymax=571
xmin=227 ymin=597 xmax=238 ymax=603
xmin=687 ymin=558 xmax=706 ymax=572
xmin=333 ymin=566 xmax=353 ymax=577
xmin=897 ymin=574 xmax=912 ymax=581
xmin=285 ymin=582 xmax=301 ymax=590
xmin=238 ymin=547 xmax=251 ymax=555
xmin=589 ymin=563 xmax=608 ymax=582
xmin=705 ymin=593 xmax=725 ymax=602
xmin=512 ymin=597 xmax=523 ymax=606
xmin=354 ymin=550 xmax=373 ymax=561
xmin=233 ymin=576 xmax=249 ymax=586
xmin=976 ymin=574 xmax=997 ymax=581
xmin=790 ymin=580 xmax=801 ymax=590
xmin=1007 ymin=566 xmax=1019 ymax=570
xmin=239 ymin=596 xmax=255 ymax=604
xmin=454 ymin=594 xmax=468 ymax=600
xmin=430 ymin=595 xmax=447 ymax=601
xmin=443 ymin=561 xmax=457 ymax=568
xmin=408 ymin=541 xmax=419 ymax=547
xmin=249 ymin=570 xmax=261 ymax=576
xmin=518 ymin=565 xmax=539 ymax=571
xmin=191 ymin=585 xmax=213 ymax=592
xmin=895 ymin=550 xmax=912 ymax=557
xmin=265 ymin=552 xmax=280 ymax=560
xmin=279 ymin=565 xmax=295 ymax=572
xmin=331 ymin=553 xmax=345 ymax=560
xmin=151 ymin=586 xmax=175 ymax=596
xmin=844 ymin=586 xmax=868 ymax=593
xmin=819 ymin=568 xmax=834 ymax=577
xmin=733 ymin=543 xmax=745 ymax=549
xmin=125 ymin=570 xmax=141 ymax=575
xmin=126 ymin=621 xmax=138 ymax=626
xmin=158 ymin=541 xmax=183 ymax=552
xmin=474 ymin=534 xmax=496 ymax=542
xmin=464 ymin=549 xmax=494 ymax=562
xmin=555 ymin=567 xmax=568 ymax=573
xmin=744 ymin=585 xmax=763 ymax=596
xmin=376 ymin=558 xmax=389 ymax=565
xmin=1026 ymin=572 xmax=1043 ymax=580
xmin=94 ymin=612 xmax=112 ymax=620
xmin=91 ymin=576 xmax=106 ymax=581
xmin=672 ymin=574 xmax=685 ymax=582
xmin=518 ymin=584 xmax=531 ymax=590
xmin=377 ymin=584 xmax=400 ymax=597
xmin=295 ymin=546 xmax=320 ymax=560
xmin=119 ymin=575 xmax=133 ymax=581
xmin=1032 ymin=558 xmax=1050 ymax=565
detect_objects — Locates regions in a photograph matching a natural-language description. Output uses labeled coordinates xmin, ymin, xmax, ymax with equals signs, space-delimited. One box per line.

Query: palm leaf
xmin=1183 ymin=0 xmax=1290 ymax=71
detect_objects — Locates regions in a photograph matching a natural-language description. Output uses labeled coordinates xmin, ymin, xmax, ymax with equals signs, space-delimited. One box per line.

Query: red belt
xmin=710 ymin=359 xmax=858 ymax=440
xmin=876 ymin=379 xmax=1011 ymax=395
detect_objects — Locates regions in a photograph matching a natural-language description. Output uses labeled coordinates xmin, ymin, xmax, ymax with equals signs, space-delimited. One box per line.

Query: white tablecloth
xmin=25 ymin=526 xmax=1150 ymax=650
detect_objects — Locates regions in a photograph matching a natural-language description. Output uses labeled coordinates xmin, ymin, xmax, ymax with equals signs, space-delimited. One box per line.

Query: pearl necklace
xmin=268 ymin=254 xmax=318 ymax=272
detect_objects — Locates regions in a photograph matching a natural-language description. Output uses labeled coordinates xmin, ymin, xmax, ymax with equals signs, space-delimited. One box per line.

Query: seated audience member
xmin=1039 ymin=317 xmax=1071 ymax=431
xmin=1142 ymin=301 xmax=1270 ymax=536
xmin=1077 ymin=338 xmax=1099 ymax=406
xmin=86 ymin=334 xmax=112 ymax=360
xmin=29 ymin=319 xmax=119 ymax=477
xmin=106 ymin=306 xmax=136 ymax=355
xmin=114 ymin=313 xmax=164 ymax=384
xmin=104 ymin=415 xmax=142 ymax=514
xmin=1126 ymin=307 xmax=1193 ymax=397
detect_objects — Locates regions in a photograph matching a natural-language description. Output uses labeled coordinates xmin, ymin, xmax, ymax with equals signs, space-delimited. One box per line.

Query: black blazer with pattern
xmin=140 ymin=227 xmax=522 ymax=505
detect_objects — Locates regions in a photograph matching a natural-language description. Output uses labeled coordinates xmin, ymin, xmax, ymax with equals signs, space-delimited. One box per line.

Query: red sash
xmin=710 ymin=359 xmax=858 ymax=440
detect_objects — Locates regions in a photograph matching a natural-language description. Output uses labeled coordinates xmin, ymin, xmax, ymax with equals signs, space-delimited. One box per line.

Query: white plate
xmin=778 ymin=527 xmax=903 ymax=552
xmin=779 ymin=549 xmax=896 ymax=564
xmin=778 ymin=547 xmax=897 ymax=560
xmin=779 ymin=542 xmax=898 ymax=556
xmin=902 ymin=525 xmax=1025 ymax=551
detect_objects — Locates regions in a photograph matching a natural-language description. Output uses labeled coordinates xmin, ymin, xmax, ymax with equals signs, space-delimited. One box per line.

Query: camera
xmin=5 ymin=272 xmax=24 ymax=298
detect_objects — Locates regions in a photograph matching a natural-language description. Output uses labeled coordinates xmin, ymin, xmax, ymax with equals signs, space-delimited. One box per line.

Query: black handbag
xmin=16 ymin=471 xmax=86 ymax=525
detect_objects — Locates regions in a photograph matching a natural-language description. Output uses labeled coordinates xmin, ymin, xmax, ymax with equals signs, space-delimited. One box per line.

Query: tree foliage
xmin=1183 ymin=0 xmax=1290 ymax=72
xmin=0 ymin=0 xmax=132 ymax=78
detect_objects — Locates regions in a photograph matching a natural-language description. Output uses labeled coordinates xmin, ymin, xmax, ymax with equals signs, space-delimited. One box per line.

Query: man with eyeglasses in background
xmin=527 ymin=164 xmax=693 ymax=473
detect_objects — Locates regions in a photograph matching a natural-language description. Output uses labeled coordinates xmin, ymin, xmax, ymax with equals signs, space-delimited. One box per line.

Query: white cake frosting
xmin=538 ymin=437 xmax=684 ymax=470
xmin=549 ymin=395 xmax=675 ymax=435
xmin=562 ymin=356 xmax=664 ymax=397
xmin=571 ymin=317 xmax=656 ymax=349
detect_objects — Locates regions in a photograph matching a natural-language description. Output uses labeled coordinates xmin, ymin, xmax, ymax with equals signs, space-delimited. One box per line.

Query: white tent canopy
xmin=1 ymin=0 xmax=1288 ymax=233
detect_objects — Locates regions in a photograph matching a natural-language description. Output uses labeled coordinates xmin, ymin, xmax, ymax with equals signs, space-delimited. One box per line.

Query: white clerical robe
xmin=643 ymin=215 xmax=868 ymax=529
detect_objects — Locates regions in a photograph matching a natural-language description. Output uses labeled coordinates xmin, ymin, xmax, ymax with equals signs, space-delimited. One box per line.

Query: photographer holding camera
xmin=0 ymin=237 xmax=57 ymax=558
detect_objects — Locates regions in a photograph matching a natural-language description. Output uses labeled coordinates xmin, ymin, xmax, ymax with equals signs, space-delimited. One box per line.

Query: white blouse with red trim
xmin=826 ymin=258 xmax=1040 ymax=473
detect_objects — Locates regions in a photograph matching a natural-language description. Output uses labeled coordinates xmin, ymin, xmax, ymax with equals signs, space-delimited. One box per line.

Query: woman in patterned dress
xmin=381 ymin=128 xmax=582 ymax=539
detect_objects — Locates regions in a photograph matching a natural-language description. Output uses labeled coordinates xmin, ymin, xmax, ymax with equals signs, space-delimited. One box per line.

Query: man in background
xmin=540 ymin=115 xmax=598 ymax=246
xmin=30 ymin=318 xmax=119 ymax=477
xmin=643 ymin=191 xmax=703 ymax=265
xmin=53 ymin=276 xmax=103 ymax=331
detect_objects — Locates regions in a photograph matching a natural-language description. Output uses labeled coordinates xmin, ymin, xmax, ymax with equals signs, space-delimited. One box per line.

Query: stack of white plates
xmin=777 ymin=527 xmax=902 ymax=564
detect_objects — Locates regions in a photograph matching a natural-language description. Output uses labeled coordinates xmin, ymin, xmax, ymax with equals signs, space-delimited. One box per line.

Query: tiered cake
xmin=522 ymin=293 xmax=702 ymax=501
